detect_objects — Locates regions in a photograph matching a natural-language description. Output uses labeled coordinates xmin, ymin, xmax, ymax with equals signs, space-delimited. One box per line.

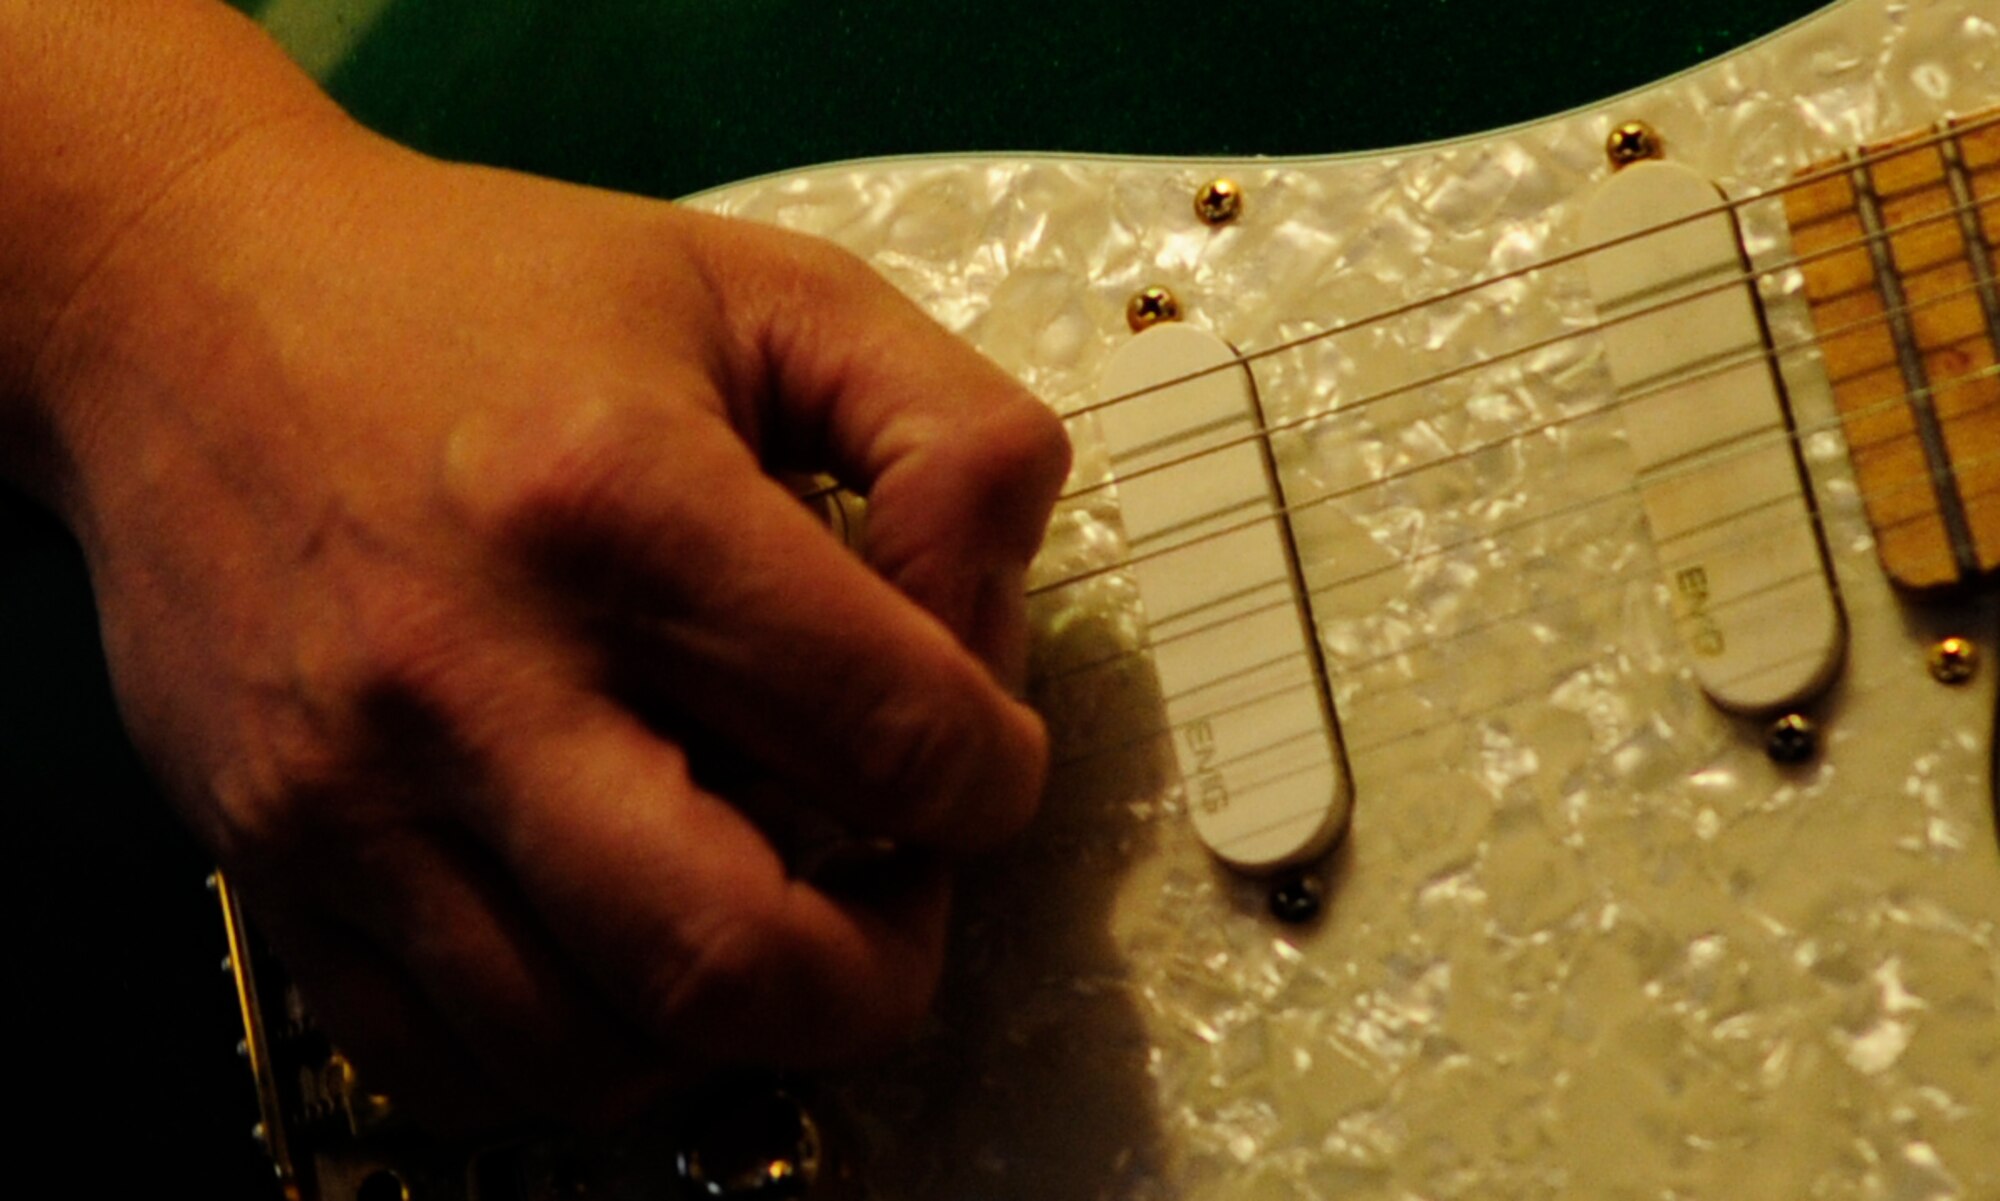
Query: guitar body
xmin=5 ymin=0 xmax=1995 ymax=1196
xmin=674 ymin=4 xmax=2000 ymax=1196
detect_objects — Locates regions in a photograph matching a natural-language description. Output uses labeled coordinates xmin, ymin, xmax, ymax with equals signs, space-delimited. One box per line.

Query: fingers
xmin=459 ymin=687 xmax=954 ymax=1071
xmin=249 ymin=828 xmax=668 ymax=1128
xmin=450 ymin=392 xmax=1048 ymax=851
xmin=677 ymin=211 xmax=1072 ymax=686
xmin=251 ymin=910 xmax=511 ymax=1134
xmin=251 ymin=665 xmax=955 ymax=1123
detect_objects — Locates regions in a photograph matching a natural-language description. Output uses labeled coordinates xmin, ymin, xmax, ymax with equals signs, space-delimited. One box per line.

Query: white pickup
xmin=1582 ymin=161 xmax=1845 ymax=713
xmin=1097 ymin=323 xmax=1351 ymax=873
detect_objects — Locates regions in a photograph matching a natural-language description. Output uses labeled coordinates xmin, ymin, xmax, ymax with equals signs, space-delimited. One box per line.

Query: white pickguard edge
xmin=691 ymin=2 xmax=2000 ymax=1196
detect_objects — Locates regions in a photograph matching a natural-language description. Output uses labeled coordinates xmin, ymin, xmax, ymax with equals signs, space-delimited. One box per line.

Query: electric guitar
xmin=8 ymin=0 xmax=1996 ymax=1196
xmin=679 ymin=5 xmax=2000 ymax=1193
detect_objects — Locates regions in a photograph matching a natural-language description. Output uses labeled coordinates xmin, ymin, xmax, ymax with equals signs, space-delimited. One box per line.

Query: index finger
xmin=680 ymin=211 xmax=1072 ymax=682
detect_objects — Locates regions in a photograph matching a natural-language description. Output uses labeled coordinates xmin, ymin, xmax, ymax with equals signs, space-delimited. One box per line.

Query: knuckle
xmin=205 ymin=718 xmax=348 ymax=863
xmin=207 ymin=588 xmax=476 ymax=867
xmin=919 ymin=391 xmax=1072 ymax=561
xmin=849 ymin=656 xmax=991 ymax=838
xmin=647 ymin=908 xmax=781 ymax=1041
xmin=649 ymin=902 xmax=936 ymax=1066
xmin=465 ymin=400 xmax=644 ymax=547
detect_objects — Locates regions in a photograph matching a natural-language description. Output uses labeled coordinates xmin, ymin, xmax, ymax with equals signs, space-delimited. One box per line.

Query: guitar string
xmin=1045 ymin=390 xmax=1999 ymax=777
xmin=1034 ymin=360 xmax=1996 ymax=782
xmin=794 ymin=183 xmax=1987 ymax=519
xmin=1050 ymin=110 xmax=1999 ymax=429
xmin=1028 ymin=117 xmax=2000 ymax=841
xmin=1025 ymin=271 xmax=1992 ymax=604
xmin=1053 ymin=382 xmax=1997 ymax=754
xmin=1027 ymin=228 xmax=1999 ymax=772
xmin=788 ymin=117 xmax=1996 ymax=512
xmin=1053 ymin=190 xmax=1992 ymax=512
xmin=1030 ymin=192 xmax=1994 ymax=600
xmin=1030 ymin=345 xmax=1999 ymax=686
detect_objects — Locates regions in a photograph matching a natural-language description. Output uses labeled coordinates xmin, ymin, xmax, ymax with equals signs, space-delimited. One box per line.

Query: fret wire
xmin=1842 ymin=147 xmax=1981 ymax=575
xmin=1939 ymin=122 xmax=2000 ymax=358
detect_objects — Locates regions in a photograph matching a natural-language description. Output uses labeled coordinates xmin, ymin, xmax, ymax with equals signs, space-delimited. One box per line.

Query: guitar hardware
xmin=672 ymin=1084 xmax=827 ymax=1200
xmin=195 ymin=3 xmax=2000 ymax=1195
xmin=1929 ymin=635 xmax=1979 ymax=684
xmin=354 ymin=1172 xmax=411 ymax=1201
xmin=1192 ymin=177 xmax=1243 ymax=226
xmin=1266 ymin=873 xmax=1324 ymax=924
xmin=1096 ymin=322 xmax=1354 ymax=872
xmin=1582 ymin=158 xmax=1846 ymax=713
xmin=1605 ymin=119 xmax=1664 ymax=168
xmin=1763 ymin=711 xmax=1818 ymax=764
xmin=1123 ymin=285 xmax=1182 ymax=332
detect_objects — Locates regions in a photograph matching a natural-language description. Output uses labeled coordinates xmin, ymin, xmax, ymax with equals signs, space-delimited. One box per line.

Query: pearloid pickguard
xmin=692 ymin=2 xmax=1999 ymax=1197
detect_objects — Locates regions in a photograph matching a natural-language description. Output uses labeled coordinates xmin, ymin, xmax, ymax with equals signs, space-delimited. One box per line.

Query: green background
xmin=8 ymin=1 xmax=1826 ymax=1193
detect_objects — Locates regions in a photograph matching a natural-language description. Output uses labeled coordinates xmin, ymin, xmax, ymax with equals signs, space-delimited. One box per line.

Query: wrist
xmin=0 ymin=1 xmax=354 ymax=507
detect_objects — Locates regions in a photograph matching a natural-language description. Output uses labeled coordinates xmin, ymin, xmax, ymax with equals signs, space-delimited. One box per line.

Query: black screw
xmin=1268 ymin=874 xmax=1323 ymax=924
xmin=1765 ymin=713 xmax=1817 ymax=765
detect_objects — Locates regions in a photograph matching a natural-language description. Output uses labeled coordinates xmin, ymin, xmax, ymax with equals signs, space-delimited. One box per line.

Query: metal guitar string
xmin=1049 ymin=399 xmax=1998 ymax=781
xmin=1030 ymin=328 xmax=1991 ymax=779
xmin=783 ymin=119 xmax=1994 ymax=512
xmin=1040 ymin=340 xmax=1992 ymax=704
xmin=1028 ymin=270 xmax=1992 ymax=603
xmin=1056 ymin=422 xmax=1992 ymax=780
xmin=1052 ymin=111 xmax=1998 ymax=431
xmin=1023 ymin=195 xmax=1998 ymax=772
xmin=1048 ymin=359 xmax=1997 ymax=740
xmin=1047 ymin=189 xmax=1993 ymax=525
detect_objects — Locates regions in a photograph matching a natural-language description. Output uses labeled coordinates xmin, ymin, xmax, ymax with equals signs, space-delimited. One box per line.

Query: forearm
xmin=0 ymin=0 xmax=345 ymax=501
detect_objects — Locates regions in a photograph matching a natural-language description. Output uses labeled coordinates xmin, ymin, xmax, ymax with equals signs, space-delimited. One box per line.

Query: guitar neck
xmin=1785 ymin=111 xmax=2000 ymax=589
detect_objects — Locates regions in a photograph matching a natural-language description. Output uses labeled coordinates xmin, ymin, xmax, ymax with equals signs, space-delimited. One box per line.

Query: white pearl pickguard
xmin=690 ymin=2 xmax=2000 ymax=1196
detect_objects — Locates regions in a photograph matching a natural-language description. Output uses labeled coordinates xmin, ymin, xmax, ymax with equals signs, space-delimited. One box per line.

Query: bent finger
xmin=462 ymin=686 xmax=953 ymax=1070
xmin=452 ymin=396 xmax=1045 ymax=849
xmin=677 ymin=211 xmax=1071 ymax=682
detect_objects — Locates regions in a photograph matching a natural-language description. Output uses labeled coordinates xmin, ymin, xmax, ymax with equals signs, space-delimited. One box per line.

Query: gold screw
xmin=1606 ymin=121 xmax=1664 ymax=169
xmin=1126 ymin=286 xmax=1183 ymax=333
xmin=1928 ymin=636 xmax=1978 ymax=684
xmin=1194 ymin=178 xmax=1244 ymax=226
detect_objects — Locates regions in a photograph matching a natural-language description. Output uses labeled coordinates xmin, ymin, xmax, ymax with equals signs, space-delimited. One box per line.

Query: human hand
xmin=26 ymin=111 xmax=1068 ymax=1127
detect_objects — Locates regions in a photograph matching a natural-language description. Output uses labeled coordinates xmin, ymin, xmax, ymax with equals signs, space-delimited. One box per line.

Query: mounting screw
xmin=1764 ymin=713 xmax=1818 ymax=765
xmin=676 ymin=1084 xmax=823 ymax=1199
xmin=1125 ymin=286 xmax=1183 ymax=333
xmin=249 ymin=1121 xmax=267 ymax=1146
xmin=1268 ymin=874 xmax=1324 ymax=924
xmin=1194 ymin=178 xmax=1244 ymax=226
xmin=357 ymin=1169 xmax=412 ymax=1201
xmin=1606 ymin=121 xmax=1664 ymax=168
xmin=219 ymin=954 xmax=234 ymax=975
xmin=1928 ymin=636 xmax=1978 ymax=684
xmin=204 ymin=872 xmax=219 ymax=893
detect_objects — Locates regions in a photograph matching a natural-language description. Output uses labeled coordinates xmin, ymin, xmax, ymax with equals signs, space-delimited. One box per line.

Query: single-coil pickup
xmin=1097 ymin=323 xmax=1351 ymax=873
xmin=1583 ymin=160 xmax=1846 ymax=713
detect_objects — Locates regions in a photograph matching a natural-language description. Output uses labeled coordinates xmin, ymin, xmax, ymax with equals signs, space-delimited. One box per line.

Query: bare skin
xmin=0 ymin=1 xmax=1069 ymax=1127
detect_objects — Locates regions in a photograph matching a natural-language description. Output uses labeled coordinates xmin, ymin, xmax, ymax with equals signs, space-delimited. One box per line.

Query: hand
xmin=30 ymin=113 xmax=1069 ymax=1126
